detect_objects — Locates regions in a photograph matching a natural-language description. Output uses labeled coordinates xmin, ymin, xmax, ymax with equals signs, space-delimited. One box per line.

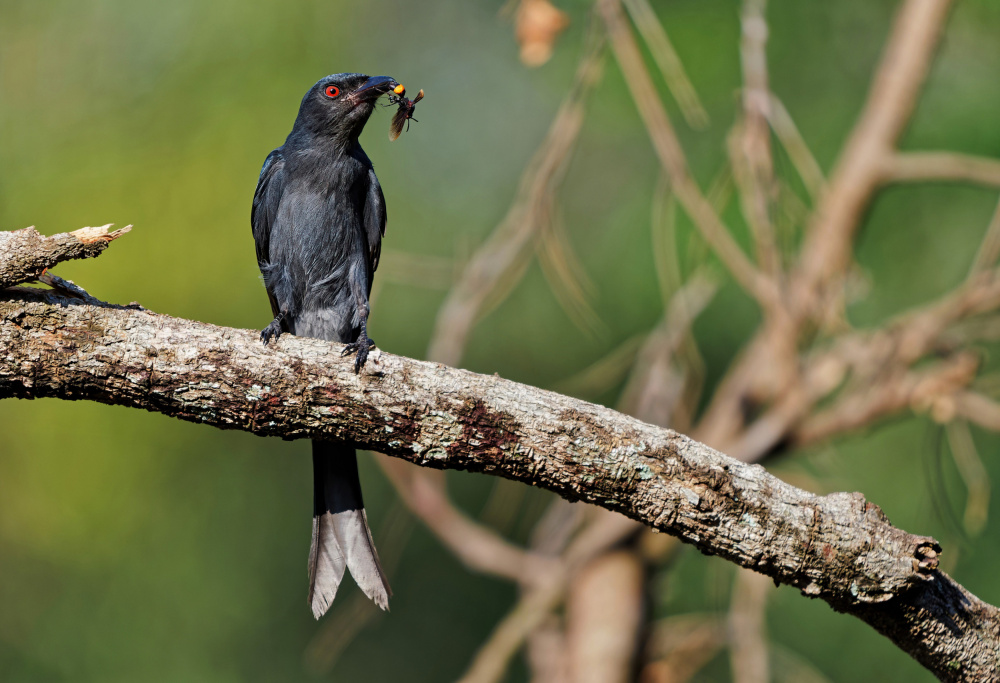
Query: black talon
xmin=261 ymin=310 xmax=286 ymax=345
xmin=341 ymin=336 xmax=375 ymax=373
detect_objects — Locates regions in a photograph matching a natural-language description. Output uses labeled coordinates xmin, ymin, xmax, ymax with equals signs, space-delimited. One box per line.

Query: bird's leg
xmin=261 ymin=308 xmax=287 ymax=345
xmin=341 ymin=318 xmax=376 ymax=374
xmin=342 ymin=279 xmax=376 ymax=373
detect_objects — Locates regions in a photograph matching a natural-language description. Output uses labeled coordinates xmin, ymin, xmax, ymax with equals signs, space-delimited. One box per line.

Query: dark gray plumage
xmin=251 ymin=73 xmax=398 ymax=617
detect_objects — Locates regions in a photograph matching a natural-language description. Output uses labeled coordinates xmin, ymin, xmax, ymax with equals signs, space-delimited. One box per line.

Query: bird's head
xmin=294 ymin=73 xmax=400 ymax=144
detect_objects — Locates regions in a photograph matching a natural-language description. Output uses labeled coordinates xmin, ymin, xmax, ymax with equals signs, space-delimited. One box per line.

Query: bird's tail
xmin=307 ymin=440 xmax=391 ymax=618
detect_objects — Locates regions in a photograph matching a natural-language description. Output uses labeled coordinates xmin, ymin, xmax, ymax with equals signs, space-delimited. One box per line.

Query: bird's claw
xmin=260 ymin=320 xmax=282 ymax=345
xmin=341 ymin=337 xmax=375 ymax=373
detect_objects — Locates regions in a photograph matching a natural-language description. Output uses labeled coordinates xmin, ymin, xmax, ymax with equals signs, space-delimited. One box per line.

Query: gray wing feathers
xmin=364 ymin=167 xmax=387 ymax=274
xmin=251 ymin=150 xmax=286 ymax=269
xmin=251 ymin=150 xmax=287 ymax=318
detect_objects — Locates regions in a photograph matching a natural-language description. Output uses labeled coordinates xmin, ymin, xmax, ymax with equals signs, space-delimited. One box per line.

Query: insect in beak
xmin=387 ymin=88 xmax=424 ymax=141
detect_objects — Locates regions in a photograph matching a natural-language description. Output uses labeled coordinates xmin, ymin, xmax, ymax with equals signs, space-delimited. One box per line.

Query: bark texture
xmin=0 ymin=225 xmax=130 ymax=289
xmin=0 ymin=286 xmax=998 ymax=681
xmin=2 ymin=229 xmax=999 ymax=681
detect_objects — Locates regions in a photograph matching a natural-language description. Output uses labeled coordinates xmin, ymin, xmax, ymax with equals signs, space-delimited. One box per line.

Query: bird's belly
xmin=292 ymin=306 xmax=357 ymax=343
xmin=270 ymin=185 xmax=371 ymax=344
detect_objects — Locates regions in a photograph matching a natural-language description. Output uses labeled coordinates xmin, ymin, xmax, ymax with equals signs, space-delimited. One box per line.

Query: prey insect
xmin=386 ymin=85 xmax=424 ymax=141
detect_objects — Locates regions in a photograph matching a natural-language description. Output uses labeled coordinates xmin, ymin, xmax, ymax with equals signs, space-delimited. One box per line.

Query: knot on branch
xmin=913 ymin=538 xmax=942 ymax=578
xmin=796 ymin=492 xmax=944 ymax=606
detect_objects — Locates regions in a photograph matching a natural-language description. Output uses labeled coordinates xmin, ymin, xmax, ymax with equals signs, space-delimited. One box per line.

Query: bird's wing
xmin=363 ymin=167 xmax=387 ymax=274
xmin=251 ymin=149 xmax=287 ymax=317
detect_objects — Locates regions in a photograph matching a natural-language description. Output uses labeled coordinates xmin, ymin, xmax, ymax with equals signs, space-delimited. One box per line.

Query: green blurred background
xmin=2 ymin=0 xmax=1000 ymax=680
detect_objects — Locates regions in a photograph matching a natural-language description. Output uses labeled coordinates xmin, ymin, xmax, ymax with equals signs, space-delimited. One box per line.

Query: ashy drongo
xmin=251 ymin=73 xmax=400 ymax=617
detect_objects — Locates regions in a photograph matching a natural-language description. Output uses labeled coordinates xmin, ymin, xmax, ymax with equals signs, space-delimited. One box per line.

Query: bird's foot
xmin=341 ymin=336 xmax=376 ymax=373
xmin=261 ymin=309 xmax=288 ymax=345
xmin=260 ymin=319 xmax=283 ymax=345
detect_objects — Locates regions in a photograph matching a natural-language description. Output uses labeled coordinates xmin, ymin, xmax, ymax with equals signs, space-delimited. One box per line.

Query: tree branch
xmin=376 ymin=455 xmax=556 ymax=584
xmin=599 ymin=0 xmax=780 ymax=311
xmin=885 ymin=152 xmax=1000 ymax=188
xmin=696 ymin=0 xmax=957 ymax=461
xmin=792 ymin=0 xmax=954 ymax=315
xmin=0 ymin=224 xmax=130 ymax=289
xmin=426 ymin=27 xmax=604 ymax=367
xmin=3 ymin=230 xmax=999 ymax=681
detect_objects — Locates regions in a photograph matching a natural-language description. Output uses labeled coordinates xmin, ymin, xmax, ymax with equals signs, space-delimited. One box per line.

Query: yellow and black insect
xmin=387 ymin=84 xmax=424 ymax=141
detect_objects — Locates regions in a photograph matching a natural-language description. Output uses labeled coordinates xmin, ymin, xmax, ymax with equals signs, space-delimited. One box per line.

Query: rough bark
xmin=1 ymin=231 xmax=999 ymax=681
xmin=0 ymin=225 xmax=131 ymax=289
xmin=0 ymin=288 xmax=997 ymax=680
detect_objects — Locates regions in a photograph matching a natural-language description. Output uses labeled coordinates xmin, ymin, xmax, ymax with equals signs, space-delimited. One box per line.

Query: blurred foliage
xmin=2 ymin=0 xmax=1000 ymax=681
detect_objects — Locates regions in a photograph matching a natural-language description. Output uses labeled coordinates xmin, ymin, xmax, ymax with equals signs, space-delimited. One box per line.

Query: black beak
xmin=352 ymin=76 xmax=398 ymax=101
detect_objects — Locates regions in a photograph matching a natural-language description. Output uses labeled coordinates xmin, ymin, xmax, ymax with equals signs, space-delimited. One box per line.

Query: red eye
xmin=325 ymin=85 xmax=340 ymax=98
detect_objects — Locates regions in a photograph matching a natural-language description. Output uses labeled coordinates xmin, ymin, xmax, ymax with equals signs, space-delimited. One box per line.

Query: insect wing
xmin=389 ymin=108 xmax=407 ymax=141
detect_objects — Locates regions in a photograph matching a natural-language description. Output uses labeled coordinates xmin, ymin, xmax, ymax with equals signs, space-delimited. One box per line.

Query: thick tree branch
xmin=0 ymin=285 xmax=996 ymax=680
xmin=4 ymin=284 xmax=944 ymax=600
xmin=3 ymin=231 xmax=1000 ymax=680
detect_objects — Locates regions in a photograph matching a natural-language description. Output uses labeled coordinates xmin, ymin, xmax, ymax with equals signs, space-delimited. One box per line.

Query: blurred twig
xmin=599 ymin=0 xmax=780 ymax=311
xmin=538 ymin=208 xmax=606 ymax=337
xmin=733 ymin=0 xmax=779 ymax=277
xmin=377 ymin=456 xmax=557 ymax=584
xmin=885 ymin=152 xmax=1000 ymax=188
xmin=728 ymin=569 xmax=772 ymax=683
xmin=621 ymin=0 xmax=709 ymax=129
xmin=945 ymin=420 xmax=990 ymax=536
xmin=640 ymin=614 xmax=726 ymax=683
xmin=427 ymin=25 xmax=605 ymax=367
xmin=765 ymin=94 xmax=826 ymax=200
xmin=968 ymin=198 xmax=1000 ymax=278
xmin=956 ymin=391 xmax=1000 ymax=431
xmin=566 ymin=550 xmax=646 ymax=683
xmin=791 ymin=0 xmax=955 ymax=318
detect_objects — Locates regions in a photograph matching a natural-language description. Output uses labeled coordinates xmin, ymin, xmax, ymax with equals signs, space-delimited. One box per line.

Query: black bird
xmin=251 ymin=73 xmax=399 ymax=617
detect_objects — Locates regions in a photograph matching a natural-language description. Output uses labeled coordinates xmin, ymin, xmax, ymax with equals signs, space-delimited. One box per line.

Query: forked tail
xmin=307 ymin=440 xmax=391 ymax=618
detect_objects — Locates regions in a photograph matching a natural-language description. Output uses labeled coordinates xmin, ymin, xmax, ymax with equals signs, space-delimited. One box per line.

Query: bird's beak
xmin=352 ymin=76 xmax=398 ymax=101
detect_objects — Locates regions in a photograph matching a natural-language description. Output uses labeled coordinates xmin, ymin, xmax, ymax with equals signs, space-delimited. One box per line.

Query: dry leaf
xmin=516 ymin=0 xmax=570 ymax=67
